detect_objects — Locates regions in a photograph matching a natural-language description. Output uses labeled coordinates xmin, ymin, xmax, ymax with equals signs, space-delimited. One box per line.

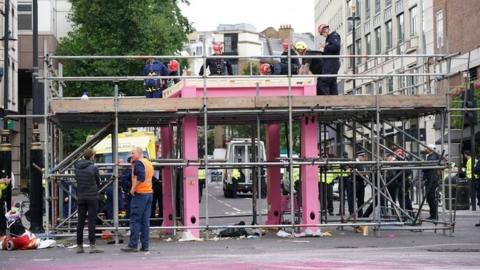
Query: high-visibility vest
xmin=318 ymin=171 xmax=335 ymax=184
xmin=132 ymin=158 xmax=154 ymax=193
xmin=198 ymin=169 xmax=206 ymax=182
xmin=232 ymin=169 xmax=241 ymax=181
xmin=0 ymin=183 xmax=7 ymax=199
xmin=292 ymin=167 xmax=300 ymax=183
xmin=466 ymin=158 xmax=478 ymax=180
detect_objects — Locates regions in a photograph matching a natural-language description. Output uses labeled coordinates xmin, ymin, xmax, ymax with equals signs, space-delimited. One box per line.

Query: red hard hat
xmin=282 ymin=39 xmax=289 ymax=50
xmin=395 ymin=148 xmax=405 ymax=157
xmin=259 ymin=63 xmax=271 ymax=75
xmin=318 ymin=24 xmax=329 ymax=34
xmin=212 ymin=42 xmax=223 ymax=53
xmin=168 ymin=60 xmax=179 ymax=72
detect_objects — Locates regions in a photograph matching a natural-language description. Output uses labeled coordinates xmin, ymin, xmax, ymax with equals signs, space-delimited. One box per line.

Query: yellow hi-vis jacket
xmin=198 ymin=169 xmax=206 ymax=182
xmin=466 ymin=158 xmax=478 ymax=180
xmin=319 ymin=167 xmax=349 ymax=184
xmin=232 ymin=169 xmax=241 ymax=181
xmin=292 ymin=167 xmax=300 ymax=183
xmin=0 ymin=183 xmax=7 ymax=199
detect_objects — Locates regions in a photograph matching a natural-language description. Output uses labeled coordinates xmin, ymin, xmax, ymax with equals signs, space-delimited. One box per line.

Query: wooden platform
xmin=50 ymin=95 xmax=447 ymax=128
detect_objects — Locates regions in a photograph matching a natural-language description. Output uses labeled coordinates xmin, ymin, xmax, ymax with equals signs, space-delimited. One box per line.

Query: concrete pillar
xmin=161 ymin=127 xmax=174 ymax=233
xmin=265 ymin=124 xmax=282 ymax=225
xmin=300 ymin=114 xmax=320 ymax=231
xmin=182 ymin=116 xmax=200 ymax=237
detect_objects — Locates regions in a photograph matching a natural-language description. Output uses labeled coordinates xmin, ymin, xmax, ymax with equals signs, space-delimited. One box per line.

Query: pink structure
xmin=300 ymin=114 xmax=320 ymax=231
xmin=266 ymin=124 xmax=281 ymax=225
xmin=164 ymin=79 xmax=319 ymax=235
xmin=160 ymin=128 xmax=174 ymax=233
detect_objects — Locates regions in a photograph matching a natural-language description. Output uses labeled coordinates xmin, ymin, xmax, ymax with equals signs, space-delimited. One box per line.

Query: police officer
xmin=463 ymin=150 xmax=479 ymax=210
xmin=317 ymin=24 xmax=341 ymax=95
xmin=319 ymin=167 xmax=334 ymax=216
xmin=199 ymin=42 xmax=233 ymax=76
xmin=231 ymin=168 xmax=241 ymax=198
xmin=198 ymin=168 xmax=206 ymax=203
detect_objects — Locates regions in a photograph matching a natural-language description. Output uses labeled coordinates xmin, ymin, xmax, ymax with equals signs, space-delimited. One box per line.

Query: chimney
xmin=278 ymin=24 xmax=294 ymax=40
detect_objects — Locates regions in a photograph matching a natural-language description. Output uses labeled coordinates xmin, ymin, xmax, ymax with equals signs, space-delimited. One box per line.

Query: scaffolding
xmin=22 ymin=43 xmax=471 ymax=240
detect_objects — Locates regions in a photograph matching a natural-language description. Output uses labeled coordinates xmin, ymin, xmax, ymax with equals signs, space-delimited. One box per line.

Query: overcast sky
xmin=179 ymin=0 xmax=315 ymax=34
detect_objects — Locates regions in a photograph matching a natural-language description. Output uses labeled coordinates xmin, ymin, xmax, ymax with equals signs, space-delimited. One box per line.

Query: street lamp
xmin=347 ymin=3 xmax=360 ymax=95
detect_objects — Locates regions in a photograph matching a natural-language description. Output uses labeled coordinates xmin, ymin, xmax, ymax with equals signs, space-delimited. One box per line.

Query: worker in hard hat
xmin=167 ymin=59 xmax=180 ymax=85
xmin=143 ymin=58 xmax=168 ymax=98
xmin=317 ymin=24 xmax=341 ymax=95
xmin=199 ymin=42 xmax=233 ymax=76
xmin=294 ymin=41 xmax=310 ymax=75
xmin=280 ymin=39 xmax=300 ymax=75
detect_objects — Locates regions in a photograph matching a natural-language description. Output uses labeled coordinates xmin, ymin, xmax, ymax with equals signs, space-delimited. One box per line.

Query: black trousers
xmin=76 ymin=199 xmax=98 ymax=245
xmin=0 ymin=199 xmax=6 ymax=236
xmin=345 ymin=178 xmax=365 ymax=217
xmin=319 ymin=182 xmax=333 ymax=213
xmin=151 ymin=183 xmax=163 ymax=224
xmin=469 ymin=180 xmax=480 ymax=210
xmin=425 ymin=181 xmax=438 ymax=219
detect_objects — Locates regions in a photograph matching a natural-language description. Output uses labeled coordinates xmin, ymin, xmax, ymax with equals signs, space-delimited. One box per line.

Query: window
xmin=347 ymin=45 xmax=353 ymax=68
xmin=377 ymin=81 xmax=383 ymax=94
xmin=365 ymin=0 xmax=371 ymax=19
xmin=355 ymin=0 xmax=361 ymax=26
xmin=366 ymin=83 xmax=374 ymax=95
xmin=397 ymin=13 xmax=404 ymax=44
xmin=223 ymin=33 xmax=238 ymax=55
xmin=375 ymin=0 xmax=381 ymax=13
xmin=18 ymin=3 xmax=33 ymax=30
xmin=410 ymin=6 xmax=417 ymax=36
xmin=355 ymin=39 xmax=362 ymax=63
xmin=375 ymin=27 xmax=381 ymax=54
xmin=385 ymin=20 xmax=392 ymax=49
xmin=436 ymin=10 xmax=444 ymax=49
xmin=385 ymin=0 xmax=392 ymax=7
xmin=365 ymin=33 xmax=372 ymax=55
xmin=387 ymin=76 xmax=394 ymax=93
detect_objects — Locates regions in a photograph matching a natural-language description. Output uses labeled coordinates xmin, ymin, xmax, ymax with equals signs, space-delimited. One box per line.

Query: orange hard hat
xmin=168 ymin=60 xmax=179 ymax=72
xmin=259 ymin=63 xmax=271 ymax=75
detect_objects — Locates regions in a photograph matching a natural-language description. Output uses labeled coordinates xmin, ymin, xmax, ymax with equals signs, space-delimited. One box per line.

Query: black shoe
xmin=76 ymin=246 xmax=85 ymax=254
xmin=475 ymin=223 xmax=480 ymax=227
xmin=121 ymin=246 xmax=138 ymax=252
xmin=140 ymin=247 xmax=149 ymax=252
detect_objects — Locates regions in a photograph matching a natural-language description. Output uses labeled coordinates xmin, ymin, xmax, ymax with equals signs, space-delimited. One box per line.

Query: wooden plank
xmin=379 ymin=95 xmax=447 ymax=108
xmin=51 ymin=99 xmax=114 ymax=113
xmin=293 ymin=96 xmax=375 ymax=107
xmin=206 ymin=97 xmax=256 ymax=109
xmin=256 ymin=96 xmax=288 ymax=108
xmin=119 ymin=98 xmax=203 ymax=111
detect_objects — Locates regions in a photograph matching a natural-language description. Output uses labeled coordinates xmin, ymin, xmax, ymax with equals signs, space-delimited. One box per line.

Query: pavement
xmin=3 ymin=182 xmax=480 ymax=269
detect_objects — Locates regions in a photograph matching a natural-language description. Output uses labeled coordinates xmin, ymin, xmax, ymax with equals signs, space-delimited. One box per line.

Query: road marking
xmin=208 ymin=193 xmax=242 ymax=212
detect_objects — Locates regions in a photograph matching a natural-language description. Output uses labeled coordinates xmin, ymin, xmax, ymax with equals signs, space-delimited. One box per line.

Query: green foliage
xmin=57 ymin=0 xmax=192 ymax=151
xmin=451 ymin=88 xmax=480 ymax=129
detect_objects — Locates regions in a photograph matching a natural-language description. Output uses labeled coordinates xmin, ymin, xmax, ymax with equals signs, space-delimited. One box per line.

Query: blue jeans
xmin=128 ymin=193 xmax=153 ymax=249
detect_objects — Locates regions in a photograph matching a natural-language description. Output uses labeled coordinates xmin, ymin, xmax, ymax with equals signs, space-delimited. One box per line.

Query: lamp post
xmin=347 ymin=4 xmax=360 ymax=95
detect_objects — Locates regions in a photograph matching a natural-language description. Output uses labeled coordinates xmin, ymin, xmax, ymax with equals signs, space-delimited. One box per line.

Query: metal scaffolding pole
xmin=113 ymin=84 xmax=120 ymax=244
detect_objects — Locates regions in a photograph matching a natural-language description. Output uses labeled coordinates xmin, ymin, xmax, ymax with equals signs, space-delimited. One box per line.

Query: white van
xmin=222 ymin=139 xmax=267 ymax=198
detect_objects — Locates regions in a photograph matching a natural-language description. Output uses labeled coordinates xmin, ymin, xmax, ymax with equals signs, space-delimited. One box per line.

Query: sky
xmin=179 ymin=0 xmax=315 ymax=34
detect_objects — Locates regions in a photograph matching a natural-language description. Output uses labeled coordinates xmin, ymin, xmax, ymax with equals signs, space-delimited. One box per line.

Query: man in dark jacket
xmin=143 ymin=58 xmax=168 ymax=98
xmin=317 ymin=24 xmax=341 ymax=95
xmin=280 ymin=39 xmax=300 ymax=75
xmin=423 ymin=145 xmax=440 ymax=220
xmin=199 ymin=42 xmax=233 ymax=76
xmin=75 ymin=148 xmax=103 ymax=254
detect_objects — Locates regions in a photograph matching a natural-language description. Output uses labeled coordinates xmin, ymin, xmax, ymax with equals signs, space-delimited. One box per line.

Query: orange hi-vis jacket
xmin=132 ymin=158 xmax=154 ymax=193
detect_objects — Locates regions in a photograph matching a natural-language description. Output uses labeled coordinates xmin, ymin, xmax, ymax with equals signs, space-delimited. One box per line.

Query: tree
xmin=57 ymin=0 xmax=192 ymax=153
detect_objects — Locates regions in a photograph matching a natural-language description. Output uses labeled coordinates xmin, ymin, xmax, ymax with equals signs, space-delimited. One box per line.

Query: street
xmin=2 ymin=181 xmax=480 ymax=269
